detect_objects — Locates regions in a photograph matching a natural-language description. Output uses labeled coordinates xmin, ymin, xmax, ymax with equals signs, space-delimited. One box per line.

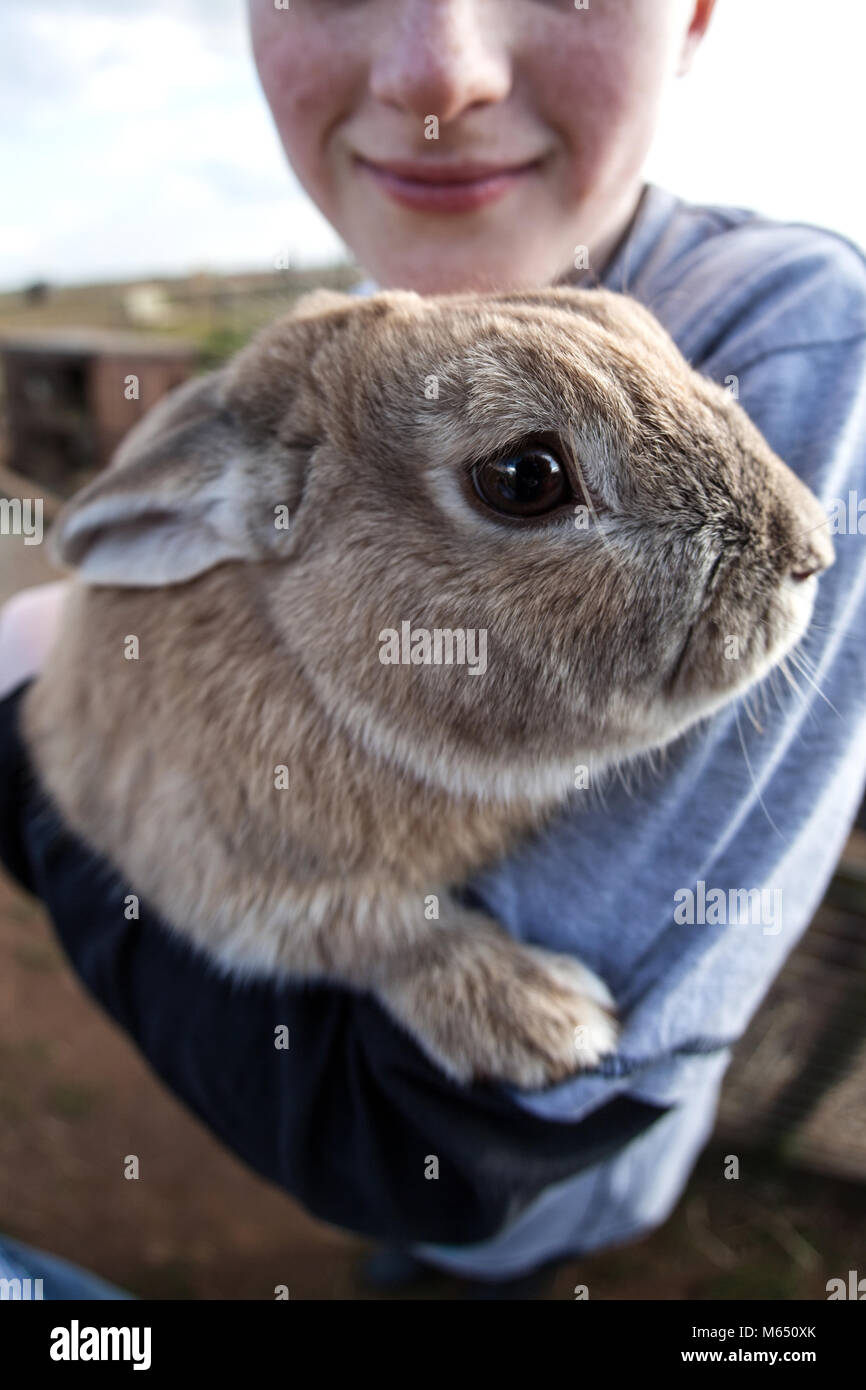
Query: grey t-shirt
xmin=402 ymin=182 xmax=866 ymax=1274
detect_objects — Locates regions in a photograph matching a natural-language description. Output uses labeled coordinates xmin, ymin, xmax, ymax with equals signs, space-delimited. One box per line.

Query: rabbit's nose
xmin=791 ymin=558 xmax=827 ymax=582
xmin=789 ymin=517 xmax=835 ymax=581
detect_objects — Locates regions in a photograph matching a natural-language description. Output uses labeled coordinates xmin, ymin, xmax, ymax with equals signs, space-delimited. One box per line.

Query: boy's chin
xmin=359 ymin=249 xmax=570 ymax=296
xmin=350 ymin=219 xmax=573 ymax=296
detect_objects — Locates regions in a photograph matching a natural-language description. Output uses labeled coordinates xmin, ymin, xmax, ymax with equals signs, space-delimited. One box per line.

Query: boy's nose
xmin=369 ymin=1 xmax=511 ymax=123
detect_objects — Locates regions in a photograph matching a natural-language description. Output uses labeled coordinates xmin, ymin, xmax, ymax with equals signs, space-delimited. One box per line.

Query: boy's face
xmin=248 ymin=0 xmax=712 ymax=294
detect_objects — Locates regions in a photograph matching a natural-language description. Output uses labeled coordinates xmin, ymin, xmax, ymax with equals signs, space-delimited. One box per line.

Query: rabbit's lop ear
xmin=49 ymin=371 xmax=252 ymax=588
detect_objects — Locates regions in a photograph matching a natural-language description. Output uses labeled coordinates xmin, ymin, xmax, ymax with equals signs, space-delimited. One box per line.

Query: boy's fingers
xmin=0 ymin=580 xmax=72 ymax=699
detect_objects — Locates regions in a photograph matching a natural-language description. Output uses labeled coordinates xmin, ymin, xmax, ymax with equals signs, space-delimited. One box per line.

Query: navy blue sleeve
xmin=0 ymin=681 xmax=669 ymax=1245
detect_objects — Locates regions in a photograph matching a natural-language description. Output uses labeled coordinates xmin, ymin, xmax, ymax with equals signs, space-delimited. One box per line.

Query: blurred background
xmin=0 ymin=0 xmax=865 ymax=1299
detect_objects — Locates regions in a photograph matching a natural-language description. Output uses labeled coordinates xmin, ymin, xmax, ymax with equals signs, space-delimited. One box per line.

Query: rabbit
xmin=20 ymin=285 xmax=834 ymax=1089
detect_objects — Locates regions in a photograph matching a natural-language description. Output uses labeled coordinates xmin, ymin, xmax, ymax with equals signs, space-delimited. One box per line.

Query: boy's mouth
xmin=354 ymin=155 xmax=543 ymax=213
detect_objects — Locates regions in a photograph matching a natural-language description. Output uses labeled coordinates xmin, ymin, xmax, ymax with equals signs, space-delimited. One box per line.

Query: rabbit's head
xmin=50 ymin=287 xmax=833 ymax=797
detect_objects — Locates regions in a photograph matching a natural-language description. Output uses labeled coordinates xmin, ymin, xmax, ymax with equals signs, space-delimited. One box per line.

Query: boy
xmin=2 ymin=0 xmax=865 ymax=1295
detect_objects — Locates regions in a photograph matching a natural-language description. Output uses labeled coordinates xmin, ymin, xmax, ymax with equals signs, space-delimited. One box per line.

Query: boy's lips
xmin=354 ymin=154 xmax=543 ymax=213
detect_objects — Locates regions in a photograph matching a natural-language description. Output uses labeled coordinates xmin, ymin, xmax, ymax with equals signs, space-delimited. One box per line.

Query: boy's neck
xmin=556 ymin=180 xmax=649 ymax=289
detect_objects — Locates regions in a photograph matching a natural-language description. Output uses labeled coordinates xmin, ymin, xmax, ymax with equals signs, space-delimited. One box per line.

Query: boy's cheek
xmin=251 ymin=32 xmax=348 ymax=199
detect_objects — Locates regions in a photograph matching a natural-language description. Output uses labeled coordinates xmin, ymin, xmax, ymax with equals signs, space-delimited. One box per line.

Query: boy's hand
xmin=0 ymin=581 xmax=71 ymax=700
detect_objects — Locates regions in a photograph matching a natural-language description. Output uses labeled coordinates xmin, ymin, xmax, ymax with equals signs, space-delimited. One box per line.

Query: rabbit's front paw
xmin=378 ymin=931 xmax=618 ymax=1089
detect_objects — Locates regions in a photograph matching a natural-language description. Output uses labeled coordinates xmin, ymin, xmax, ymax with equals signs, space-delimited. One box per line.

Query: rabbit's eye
xmin=471 ymin=447 xmax=570 ymax=518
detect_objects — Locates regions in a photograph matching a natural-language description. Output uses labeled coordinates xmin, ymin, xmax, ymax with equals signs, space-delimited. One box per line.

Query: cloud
xmin=0 ymin=0 xmax=349 ymax=286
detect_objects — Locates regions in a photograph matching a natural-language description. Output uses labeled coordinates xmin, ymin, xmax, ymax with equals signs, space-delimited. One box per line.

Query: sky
xmin=1 ymin=0 xmax=863 ymax=289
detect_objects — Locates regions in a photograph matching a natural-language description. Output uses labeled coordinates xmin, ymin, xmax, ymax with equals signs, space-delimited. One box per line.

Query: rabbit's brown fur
xmin=22 ymin=287 xmax=833 ymax=1086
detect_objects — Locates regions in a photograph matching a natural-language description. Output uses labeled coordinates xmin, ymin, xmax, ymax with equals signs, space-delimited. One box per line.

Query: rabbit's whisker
xmin=787 ymin=649 xmax=840 ymax=715
xmin=763 ymin=516 xmax=833 ymax=560
xmin=750 ymin=616 xmax=839 ymax=716
xmin=734 ymin=703 xmax=788 ymax=842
